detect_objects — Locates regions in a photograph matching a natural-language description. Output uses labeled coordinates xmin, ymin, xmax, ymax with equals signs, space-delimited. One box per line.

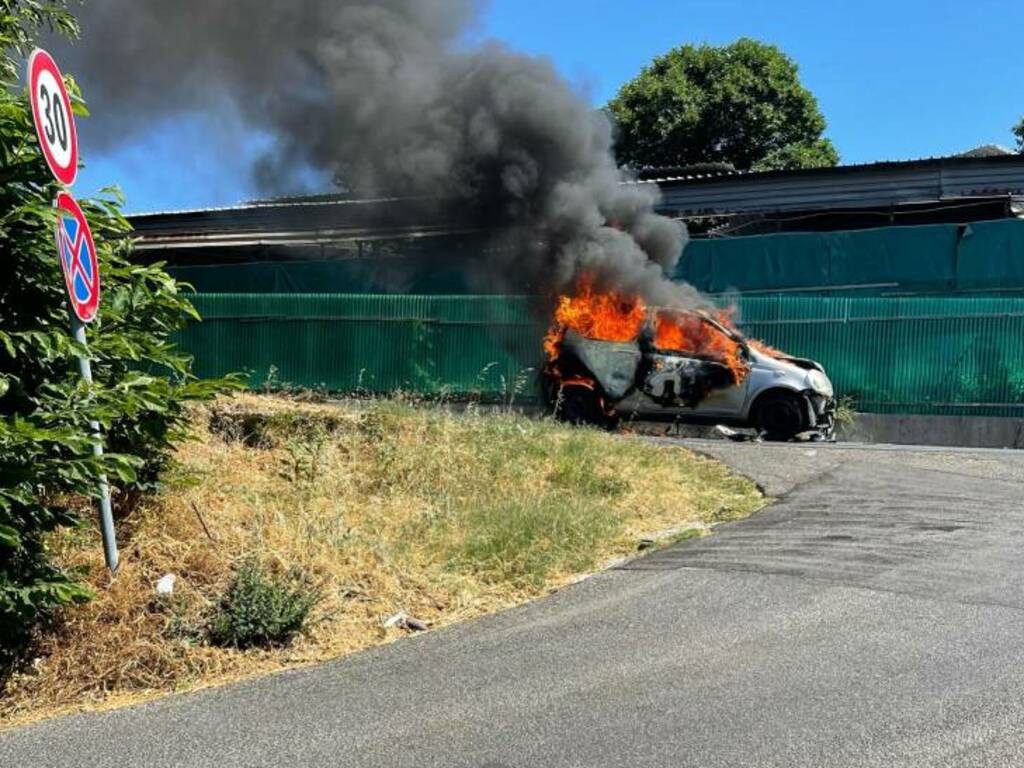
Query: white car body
xmin=552 ymin=311 xmax=836 ymax=439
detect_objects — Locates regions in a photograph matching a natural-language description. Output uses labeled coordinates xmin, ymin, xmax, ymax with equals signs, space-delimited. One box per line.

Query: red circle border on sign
xmin=29 ymin=48 xmax=79 ymax=187
xmin=54 ymin=191 xmax=100 ymax=323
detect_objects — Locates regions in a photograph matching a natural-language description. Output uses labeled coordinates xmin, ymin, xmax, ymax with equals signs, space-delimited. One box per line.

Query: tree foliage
xmin=1014 ymin=117 xmax=1023 ymax=154
xmin=608 ymin=38 xmax=839 ymax=172
xmin=0 ymin=0 xmax=227 ymax=662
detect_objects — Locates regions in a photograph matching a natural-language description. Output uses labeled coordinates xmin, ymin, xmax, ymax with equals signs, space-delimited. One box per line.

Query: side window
xmin=653 ymin=311 xmax=699 ymax=355
xmin=653 ymin=311 xmax=730 ymax=360
xmin=653 ymin=311 xmax=748 ymax=385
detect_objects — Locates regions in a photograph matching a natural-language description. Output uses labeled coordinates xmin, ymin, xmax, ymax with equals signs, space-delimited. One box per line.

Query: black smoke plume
xmin=56 ymin=0 xmax=697 ymax=304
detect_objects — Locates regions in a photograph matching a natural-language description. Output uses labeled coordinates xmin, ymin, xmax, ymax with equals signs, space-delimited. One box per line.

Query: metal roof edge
xmin=126 ymin=154 xmax=1024 ymax=219
xmin=634 ymin=153 xmax=1024 ymax=186
xmin=128 ymin=195 xmax=417 ymax=219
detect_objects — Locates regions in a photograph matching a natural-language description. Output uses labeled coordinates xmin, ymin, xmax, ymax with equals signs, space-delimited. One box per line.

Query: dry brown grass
xmin=0 ymin=394 xmax=763 ymax=727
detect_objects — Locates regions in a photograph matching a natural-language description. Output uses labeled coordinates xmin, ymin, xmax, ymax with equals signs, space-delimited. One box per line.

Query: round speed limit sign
xmin=28 ymin=48 xmax=79 ymax=187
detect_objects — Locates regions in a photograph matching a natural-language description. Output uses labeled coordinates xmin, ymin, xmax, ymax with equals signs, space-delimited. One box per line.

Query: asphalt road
xmin=4 ymin=440 xmax=1024 ymax=767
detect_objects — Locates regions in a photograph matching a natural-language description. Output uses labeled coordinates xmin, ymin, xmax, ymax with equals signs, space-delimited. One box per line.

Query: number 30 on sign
xmin=28 ymin=48 xmax=79 ymax=187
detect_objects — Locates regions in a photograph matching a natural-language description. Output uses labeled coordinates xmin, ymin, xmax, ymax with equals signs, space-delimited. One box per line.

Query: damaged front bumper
xmin=805 ymin=391 xmax=837 ymax=440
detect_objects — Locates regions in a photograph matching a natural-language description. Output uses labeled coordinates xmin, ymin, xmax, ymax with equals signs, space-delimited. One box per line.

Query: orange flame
xmin=544 ymin=276 xmax=645 ymax=360
xmin=544 ymin=280 xmax=785 ymax=392
xmin=652 ymin=309 xmax=748 ymax=385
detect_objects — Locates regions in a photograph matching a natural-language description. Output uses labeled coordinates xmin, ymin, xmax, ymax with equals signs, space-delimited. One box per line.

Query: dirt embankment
xmin=1 ymin=394 xmax=763 ymax=726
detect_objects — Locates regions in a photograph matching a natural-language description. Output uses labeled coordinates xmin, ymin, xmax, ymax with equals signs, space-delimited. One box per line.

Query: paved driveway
xmin=4 ymin=441 xmax=1024 ymax=767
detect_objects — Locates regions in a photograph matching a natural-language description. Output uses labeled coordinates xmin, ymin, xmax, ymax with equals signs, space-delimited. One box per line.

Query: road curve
xmin=3 ymin=441 xmax=1024 ymax=768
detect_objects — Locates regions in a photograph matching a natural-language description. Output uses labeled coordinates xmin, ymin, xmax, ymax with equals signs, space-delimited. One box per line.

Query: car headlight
xmin=807 ymin=369 xmax=833 ymax=398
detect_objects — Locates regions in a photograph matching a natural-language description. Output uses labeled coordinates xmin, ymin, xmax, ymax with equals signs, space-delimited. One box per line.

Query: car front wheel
xmin=556 ymin=384 xmax=617 ymax=429
xmin=753 ymin=391 xmax=808 ymax=441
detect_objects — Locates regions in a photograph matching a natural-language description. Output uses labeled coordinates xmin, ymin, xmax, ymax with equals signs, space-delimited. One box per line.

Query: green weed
xmin=208 ymin=560 xmax=320 ymax=649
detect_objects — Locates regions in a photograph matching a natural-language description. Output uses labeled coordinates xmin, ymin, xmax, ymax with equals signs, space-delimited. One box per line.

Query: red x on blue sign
xmin=54 ymin=191 xmax=100 ymax=323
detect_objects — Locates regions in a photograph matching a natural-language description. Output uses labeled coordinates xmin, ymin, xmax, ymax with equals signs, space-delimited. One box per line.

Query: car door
xmin=643 ymin=314 xmax=751 ymax=419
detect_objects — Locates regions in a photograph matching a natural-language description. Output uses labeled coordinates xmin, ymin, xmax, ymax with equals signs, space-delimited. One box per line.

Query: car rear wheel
xmin=754 ymin=391 xmax=807 ymax=441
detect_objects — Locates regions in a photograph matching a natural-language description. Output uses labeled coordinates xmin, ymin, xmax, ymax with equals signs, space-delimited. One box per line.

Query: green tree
xmin=1014 ymin=117 xmax=1023 ymax=153
xmin=608 ymin=38 xmax=839 ymax=172
xmin=0 ymin=1 xmax=227 ymax=665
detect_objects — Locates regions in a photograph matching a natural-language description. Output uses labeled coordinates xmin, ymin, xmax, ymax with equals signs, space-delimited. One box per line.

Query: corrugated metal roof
xmin=128 ymin=153 xmax=1024 ymax=242
xmin=633 ymin=152 xmax=1024 ymax=182
xmin=129 ymin=194 xmax=401 ymax=219
xmin=130 ymin=196 xmax=470 ymax=250
xmin=649 ymin=154 xmax=1024 ymax=216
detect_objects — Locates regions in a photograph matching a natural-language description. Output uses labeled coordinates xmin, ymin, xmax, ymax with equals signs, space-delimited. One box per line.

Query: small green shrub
xmin=208 ymin=561 xmax=320 ymax=649
xmin=280 ymin=425 xmax=329 ymax=483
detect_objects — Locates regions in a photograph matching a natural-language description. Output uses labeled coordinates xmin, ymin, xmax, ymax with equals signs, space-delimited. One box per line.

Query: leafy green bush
xmin=0 ymin=2 xmax=228 ymax=663
xmin=208 ymin=561 xmax=320 ymax=649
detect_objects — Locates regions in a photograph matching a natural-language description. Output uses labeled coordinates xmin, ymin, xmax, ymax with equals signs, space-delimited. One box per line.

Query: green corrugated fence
xmin=737 ymin=296 xmax=1024 ymax=416
xmin=181 ymin=294 xmax=543 ymax=396
xmin=678 ymin=219 xmax=1024 ymax=296
xmin=179 ymin=293 xmax=1024 ymax=417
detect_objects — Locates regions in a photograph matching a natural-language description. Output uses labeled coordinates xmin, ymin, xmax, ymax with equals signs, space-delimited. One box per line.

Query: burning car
xmin=543 ymin=284 xmax=835 ymax=441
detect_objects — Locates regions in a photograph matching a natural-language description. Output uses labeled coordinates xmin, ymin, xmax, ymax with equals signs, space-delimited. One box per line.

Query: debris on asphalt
xmin=638 ymin=522 xmax=710 ymax=551
xmin=714 ymin=425 xmax=760 ymax=443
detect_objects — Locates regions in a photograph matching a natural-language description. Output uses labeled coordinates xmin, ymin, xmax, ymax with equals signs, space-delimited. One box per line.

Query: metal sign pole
xmin=29 ymin=50 xmax=116 ymax=572
xmin=70 ymin=313 xmax=119 ymax=572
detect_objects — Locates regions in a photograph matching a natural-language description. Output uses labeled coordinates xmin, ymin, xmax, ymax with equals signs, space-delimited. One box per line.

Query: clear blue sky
xmin=74 ymin=0 xmax=1022 ymax=213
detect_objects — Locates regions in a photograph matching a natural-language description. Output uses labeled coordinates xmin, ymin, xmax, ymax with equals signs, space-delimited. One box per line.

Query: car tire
xmin=753 ymin=391 xmax=807 ymax=442
xmin=556 ymin=385 xmax=615 ymax=429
